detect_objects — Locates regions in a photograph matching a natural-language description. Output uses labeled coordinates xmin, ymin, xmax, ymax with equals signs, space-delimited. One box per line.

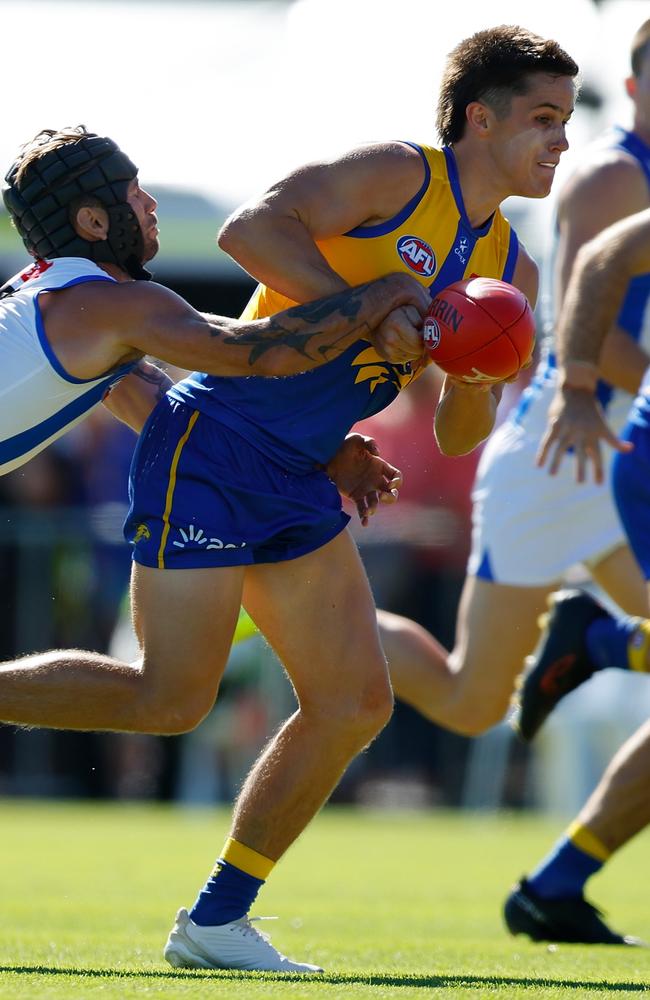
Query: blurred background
xmin=2 ymin=0 xmax=650 ymax=814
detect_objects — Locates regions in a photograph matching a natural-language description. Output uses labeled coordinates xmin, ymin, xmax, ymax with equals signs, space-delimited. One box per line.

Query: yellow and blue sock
xmin=527 ymin=821 xmax=610 ymax=899
xmin=586 ymin=614 xmax=650 ymax=673
xmin=189 ymin=838 xmax=275 ymax=926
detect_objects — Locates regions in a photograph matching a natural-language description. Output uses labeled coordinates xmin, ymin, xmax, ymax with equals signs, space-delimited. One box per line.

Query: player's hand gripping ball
xmin=423 ymin=277 xmax=535 ymax=382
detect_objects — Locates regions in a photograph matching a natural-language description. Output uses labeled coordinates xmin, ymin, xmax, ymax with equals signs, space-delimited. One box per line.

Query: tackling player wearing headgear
xmin=0 ymin=125 xmax=428 ymax=476
xmin=3 ymin=127 xmax=151 ymax=280
xmin=0 ymin=124 xmax=429 ymax=974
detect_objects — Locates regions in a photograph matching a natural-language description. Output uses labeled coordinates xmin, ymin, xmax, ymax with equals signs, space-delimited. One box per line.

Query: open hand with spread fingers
xmin=325 ymin=433 xmax=402 ymax=526
xmin=537 ymin=388 xmax=633 ymax=484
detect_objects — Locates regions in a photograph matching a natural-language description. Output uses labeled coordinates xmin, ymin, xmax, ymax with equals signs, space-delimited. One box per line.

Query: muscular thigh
xmin=131 ymin=562 xmax=245 ymax=698
xmin=242 ymin=529 xmax=388 ymax=710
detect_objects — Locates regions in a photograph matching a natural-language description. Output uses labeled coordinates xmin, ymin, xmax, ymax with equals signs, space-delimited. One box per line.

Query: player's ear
xmin=625 ymin=75 xmax=637 ymax=101
xmin=465 ymin=101 xmax=491 ymax=137
xmin=73 ymin=204 xmax=110 ymax=243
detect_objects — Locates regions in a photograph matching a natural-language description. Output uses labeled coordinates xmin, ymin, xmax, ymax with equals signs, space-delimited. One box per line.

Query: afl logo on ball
xmin=423 ymin=315 xmax=441 ymax=351
xmin=396 ymin=235 xmax=436 ymax=277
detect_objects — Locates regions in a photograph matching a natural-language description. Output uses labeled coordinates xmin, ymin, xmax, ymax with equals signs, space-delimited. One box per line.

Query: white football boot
xmin=163 ymin=908 xmax=324 ymax=973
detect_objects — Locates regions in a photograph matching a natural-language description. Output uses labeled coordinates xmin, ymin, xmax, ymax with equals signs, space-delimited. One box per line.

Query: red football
xmin=423 ymin=277 xmax=535 ymax=382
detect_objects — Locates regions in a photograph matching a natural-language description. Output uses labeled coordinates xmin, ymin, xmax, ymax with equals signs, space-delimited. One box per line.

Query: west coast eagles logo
xmin=133 ymin=523 xmax=151 ymax=543
xmin=396 ymin=235 xmax=436 ymax=277
xmin=350 ymin=347 xmax=424 ymax=392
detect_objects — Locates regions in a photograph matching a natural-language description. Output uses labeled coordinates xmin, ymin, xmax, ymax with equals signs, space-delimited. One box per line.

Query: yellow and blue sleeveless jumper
xmin=169 ymin=144 xmax=520 ymax=473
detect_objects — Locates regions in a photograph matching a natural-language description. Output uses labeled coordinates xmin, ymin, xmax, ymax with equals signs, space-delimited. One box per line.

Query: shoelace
xmin=237 ymin=915 xmax=278 ymax=943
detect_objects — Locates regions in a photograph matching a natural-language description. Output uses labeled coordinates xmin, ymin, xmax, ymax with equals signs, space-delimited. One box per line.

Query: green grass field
xmin=0 ymin=801 xmax=648 ymax=999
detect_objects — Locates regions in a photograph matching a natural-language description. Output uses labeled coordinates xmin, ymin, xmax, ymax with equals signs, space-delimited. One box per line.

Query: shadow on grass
xmin=0 ymin=966 xmax=648 ymax=992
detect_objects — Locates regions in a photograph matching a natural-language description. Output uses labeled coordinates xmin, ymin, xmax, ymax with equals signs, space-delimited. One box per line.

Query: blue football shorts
xmin=612 ymin=418 xmax=650 ymax=579
xmin=124 ymin=397 xmax=350 ymax=569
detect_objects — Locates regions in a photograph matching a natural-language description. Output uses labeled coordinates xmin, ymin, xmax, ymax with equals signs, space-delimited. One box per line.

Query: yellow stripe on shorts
xmin=157 ymin=409 xmax=200 ymax=569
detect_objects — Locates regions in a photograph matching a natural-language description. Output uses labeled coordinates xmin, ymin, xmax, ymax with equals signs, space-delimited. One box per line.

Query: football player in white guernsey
xmin=0 ymin=127 xmax=429 ymax=478
xmin=373 ymin=19 xmax=650 ymax=739
xmin=366 ymin=21 xmax=650 ymax=946
xmin=502 ymin=24 xmax=650 ymax=950
xmin=0 ymin=124 xmax=434 ymax=974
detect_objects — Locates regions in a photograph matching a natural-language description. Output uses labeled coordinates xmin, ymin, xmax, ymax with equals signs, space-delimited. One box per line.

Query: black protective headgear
xmin=2 ymin=128 xmax=151 ymax=280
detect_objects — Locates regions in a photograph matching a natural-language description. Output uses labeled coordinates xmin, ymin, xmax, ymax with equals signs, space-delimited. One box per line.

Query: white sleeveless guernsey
xmin=0 ymin=257 xmax=133 ymax=476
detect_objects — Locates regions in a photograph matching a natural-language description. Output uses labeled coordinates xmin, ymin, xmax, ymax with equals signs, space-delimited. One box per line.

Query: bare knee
xmin=302 ymin=676 xmax=394 ymax=749
xmin=444 ymin=689 xmax=512 ymax=737
xmin=132 ymin=664 xmax=220 ymax=735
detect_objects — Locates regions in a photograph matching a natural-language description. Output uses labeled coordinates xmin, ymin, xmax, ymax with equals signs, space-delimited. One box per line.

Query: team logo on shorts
xmin=396 ymin=235 xmax=436 ymax=277
xmin=423 ymin=316 xmax=441 ymax=351
xmin=133 ymin=522 xmax=151 ymax=543
xmin=173 ymin=524 xmax=247 ymax=550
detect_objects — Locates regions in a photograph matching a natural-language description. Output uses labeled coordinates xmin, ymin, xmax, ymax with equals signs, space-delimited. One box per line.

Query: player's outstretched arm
xmin=53 ymin=273 xmax=428 ymax=380
xmin=553 ymin=152 xmax=649 ymax=396
xmin=203 ymin=274 xmax=427 ymax=373
xmin=537 ymin=208 xmax=650 ymax=481
xmin=558 ymin=208 xmax=650 ymax=370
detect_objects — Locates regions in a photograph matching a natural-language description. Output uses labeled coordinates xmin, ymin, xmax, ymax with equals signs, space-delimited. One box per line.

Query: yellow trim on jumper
xmin=567 ymin=820 xmax=610 ymax=862
xmin=157 ymin=409 xmax=200 ymax=569
xmin=221 ymin=837 xmax=275 ymax=880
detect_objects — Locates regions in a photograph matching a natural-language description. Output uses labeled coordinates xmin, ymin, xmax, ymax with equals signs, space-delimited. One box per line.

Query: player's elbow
xmin=434 ymin=426 xmax=486 ymax=457
xmin=436 ymin=437 xmax=481 ymax=457
xmin=434 ymin=407 xmax=494 ymax=456
xmin=217 ymin=212 xmax=250 ymax=260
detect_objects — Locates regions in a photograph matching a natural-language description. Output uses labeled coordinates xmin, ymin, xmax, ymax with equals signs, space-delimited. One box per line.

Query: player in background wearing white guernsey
xmin=371 ymin=20 xmax=650 ymax=745
xmin=502 ymin=22 xmax=650 ymax=946
xmin=0 ymin=29 xmax=576 ymax=973
xmin=507 ymin=205 xmax=650 ymax=947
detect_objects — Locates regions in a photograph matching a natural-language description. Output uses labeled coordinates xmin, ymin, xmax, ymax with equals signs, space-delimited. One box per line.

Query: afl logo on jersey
xmin=423 ymin=315 xmax=441 ymax=351
xmin=396 ymin=235 xmax=436 ymax=277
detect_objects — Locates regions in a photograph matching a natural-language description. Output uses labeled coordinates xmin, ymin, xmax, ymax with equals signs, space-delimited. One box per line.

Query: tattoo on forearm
xmin=212 ymin=283 xmax=376 ymax=367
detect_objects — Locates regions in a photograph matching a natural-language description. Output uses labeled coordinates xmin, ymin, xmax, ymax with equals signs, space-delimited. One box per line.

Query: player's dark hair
xmin=631 ymin=19 xmax=650 ymax=77
xmin=436 ymin=25 xmax=579 ymax=145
